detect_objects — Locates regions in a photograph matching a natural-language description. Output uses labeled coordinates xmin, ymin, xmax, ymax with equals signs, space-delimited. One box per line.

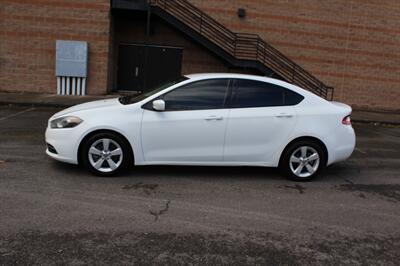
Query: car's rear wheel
xmin=81 ymin=132 xmax=132 ymax=176
xmin=280 ymin=140 xmax=326 ymax=181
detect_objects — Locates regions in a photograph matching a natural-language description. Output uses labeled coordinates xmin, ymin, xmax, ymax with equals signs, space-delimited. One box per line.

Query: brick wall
xmin=0 ymin=0 xmax=110 ymax=95
xmin=189 ymin=0 xmax=400 ymax=111
xmin=1 ymin=0 xmax=399 ymax=111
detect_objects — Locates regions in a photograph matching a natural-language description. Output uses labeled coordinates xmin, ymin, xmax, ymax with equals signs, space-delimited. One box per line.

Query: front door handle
xmin=205 ymin=115 xmax=223 ymax=121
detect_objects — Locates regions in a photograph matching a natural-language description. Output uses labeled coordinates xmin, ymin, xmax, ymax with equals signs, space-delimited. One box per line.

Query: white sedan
xmin=46 ymin=73 xmax=355 ymax=181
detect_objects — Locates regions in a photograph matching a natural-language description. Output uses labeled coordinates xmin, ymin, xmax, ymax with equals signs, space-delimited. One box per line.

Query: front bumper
xmin=45 ymin=126 xmax=83 ymax=165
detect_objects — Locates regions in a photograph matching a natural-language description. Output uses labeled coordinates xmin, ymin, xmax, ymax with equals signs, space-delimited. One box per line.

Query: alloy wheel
xmin=289 ymin=146 xmax=320 ymax=178
xmin=88 ymin=138 xmax=123 ymax=173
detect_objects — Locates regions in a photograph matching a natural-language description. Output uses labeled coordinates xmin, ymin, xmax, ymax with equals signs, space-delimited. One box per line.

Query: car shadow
xmin=126 ymin=165 xmax=284 ymax=181
xmin=49 ymin=160 xmax=284 ymax=182
xmin=49 ymin=159 xmax=357 ymax=184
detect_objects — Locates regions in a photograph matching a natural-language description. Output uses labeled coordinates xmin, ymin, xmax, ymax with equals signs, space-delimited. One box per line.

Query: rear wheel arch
xmin=279 ymin=136 xmax=328 ymax=166
xmin=77 ymin=129 xmax=135 ymax=166
xmin=278 ymin=136 xmax=329 ymax=181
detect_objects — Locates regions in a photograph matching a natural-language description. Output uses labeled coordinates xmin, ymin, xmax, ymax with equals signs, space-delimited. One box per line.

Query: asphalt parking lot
xmin=0 ymin=106 xmax=399 ymax=265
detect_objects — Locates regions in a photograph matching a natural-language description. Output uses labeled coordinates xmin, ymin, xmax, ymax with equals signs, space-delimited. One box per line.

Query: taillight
xmin=342 ymin=115 xmax=351 ymax=125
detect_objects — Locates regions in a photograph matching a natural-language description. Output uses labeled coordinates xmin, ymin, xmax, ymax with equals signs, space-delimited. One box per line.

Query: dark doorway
xmin=117 ymin=44 xmax=183 ymax=93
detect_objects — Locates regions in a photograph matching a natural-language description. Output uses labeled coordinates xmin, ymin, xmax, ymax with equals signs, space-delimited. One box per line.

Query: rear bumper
xmin=327 ymin=126 xmax=356 ymax=165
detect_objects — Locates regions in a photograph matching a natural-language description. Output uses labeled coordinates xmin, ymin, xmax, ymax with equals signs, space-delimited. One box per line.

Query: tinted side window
xmin=231 ymin=79 xmax=284 ymax=108
xmin=285 ymin=89 xmax=304 ymax=105
xmin=231 ymin=79 xmax=304 ymax=108
xmin=162 ymin=79 xmax=229 ymax=111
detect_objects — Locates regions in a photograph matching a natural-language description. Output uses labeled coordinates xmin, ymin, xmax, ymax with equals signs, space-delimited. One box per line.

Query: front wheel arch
xmin=77 ymin=129 xmax=135 ymax=166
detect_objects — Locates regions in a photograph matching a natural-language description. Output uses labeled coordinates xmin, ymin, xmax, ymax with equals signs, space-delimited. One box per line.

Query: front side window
xmin=231 ymin=79 xmax=304 ymax=108
xmin=119 ymin=76 xmax=188 ymax=105
xmin=161 ymin=79 xmax=230 ymax=111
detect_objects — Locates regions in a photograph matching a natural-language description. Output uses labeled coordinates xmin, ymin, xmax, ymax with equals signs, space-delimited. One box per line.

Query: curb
xmin=1 ymin=101 xmax=399 ymax=126
xmin=0 ymin=101 xmax=71 ymax=108
xmin=352 ymin=118 xmax=400 ymax=126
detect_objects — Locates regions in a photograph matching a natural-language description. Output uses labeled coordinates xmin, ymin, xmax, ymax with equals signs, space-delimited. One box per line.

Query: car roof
xmin=186 ymin=73 xmax=274 ymax=81
xmin=185 ymin=73 xmax=296 ymax=90
xmin=184 ymin=73 xmax=325 ymax=102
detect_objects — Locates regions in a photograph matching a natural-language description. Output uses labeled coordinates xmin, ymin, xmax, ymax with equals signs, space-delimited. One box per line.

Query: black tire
xmin=279 ymin=140 xmax=327 ymax=182
xmin=80 ymin=132 xmax=133 ymax=177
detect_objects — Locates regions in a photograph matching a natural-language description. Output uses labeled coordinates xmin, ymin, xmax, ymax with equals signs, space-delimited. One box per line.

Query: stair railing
xmin=149 ymin=0 xmax=333 ymax=100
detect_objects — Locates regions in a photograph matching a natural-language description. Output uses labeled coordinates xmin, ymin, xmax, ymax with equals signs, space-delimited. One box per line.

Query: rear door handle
xmin=205 ymin=115 xmax=223 ymax=121
xmin=275 ymin=113 xmax=293 ymax=118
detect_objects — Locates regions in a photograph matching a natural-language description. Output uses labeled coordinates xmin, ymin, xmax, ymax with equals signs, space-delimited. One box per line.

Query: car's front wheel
xmin=80 ymin=132 xmax=132 ymax=176
xmin=280 ymin=140 xmax=326 ymax=181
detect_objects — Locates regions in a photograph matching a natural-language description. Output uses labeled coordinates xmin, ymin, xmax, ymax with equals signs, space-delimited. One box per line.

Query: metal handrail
xmin=150 ymin=0 xmax=333 ymax=100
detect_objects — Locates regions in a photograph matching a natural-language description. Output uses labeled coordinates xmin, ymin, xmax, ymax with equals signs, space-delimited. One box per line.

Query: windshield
xmin=119 ymin=76 xmax=189 ymax=105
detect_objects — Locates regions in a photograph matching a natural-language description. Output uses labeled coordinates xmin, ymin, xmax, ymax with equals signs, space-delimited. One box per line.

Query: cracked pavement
xmin=0 ymin=106 xmax=399 ymax=265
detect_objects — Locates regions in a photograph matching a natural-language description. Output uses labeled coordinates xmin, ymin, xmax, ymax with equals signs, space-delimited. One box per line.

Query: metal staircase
xmin=123 ymin=0 xmax=334 ymax=99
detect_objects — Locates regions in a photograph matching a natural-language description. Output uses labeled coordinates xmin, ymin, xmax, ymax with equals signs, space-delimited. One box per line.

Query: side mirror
xmin=152 ymin=99 xmax=165 ymax=111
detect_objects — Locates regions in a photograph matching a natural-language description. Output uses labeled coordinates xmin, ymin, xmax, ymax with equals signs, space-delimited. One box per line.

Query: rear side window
xmin=285 ymin=89 xmax=304 ymax=105
xmin=231 ymin=79 xmax=304 ymax=108
xmin=162 ymin=79 xmax=230 ymax=111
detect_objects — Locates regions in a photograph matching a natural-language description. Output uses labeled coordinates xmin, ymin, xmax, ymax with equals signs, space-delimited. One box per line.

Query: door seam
xmin=222 ymin=108 xmax=231 ymax=162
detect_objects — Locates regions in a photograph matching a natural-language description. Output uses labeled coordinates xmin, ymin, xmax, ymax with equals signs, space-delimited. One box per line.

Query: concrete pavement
xmin=0 ymin=106 xmax=399 ymax=265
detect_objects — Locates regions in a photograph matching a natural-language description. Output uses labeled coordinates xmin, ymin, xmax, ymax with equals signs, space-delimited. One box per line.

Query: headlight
xmin=50 ymin=116 xmax=83 ymax=129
